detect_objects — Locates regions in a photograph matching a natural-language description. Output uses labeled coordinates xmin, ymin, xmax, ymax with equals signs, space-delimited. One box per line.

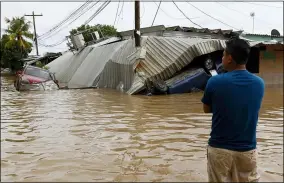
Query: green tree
xmin=1 ymin=16 xmax=33 ymax=72
xmin=4 ymin=16 xmax=33 ymax=50
xmin=70 ymin=24 xmax=118 ymax=43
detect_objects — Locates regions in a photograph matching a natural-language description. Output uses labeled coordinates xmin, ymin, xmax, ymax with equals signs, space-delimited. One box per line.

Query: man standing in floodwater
xmin=201 ymin=38 xmax=265 ymax=182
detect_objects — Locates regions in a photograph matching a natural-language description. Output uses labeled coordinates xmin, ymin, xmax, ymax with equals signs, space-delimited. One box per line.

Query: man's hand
xmin=203 ymin=103 xmax=212 ymax=113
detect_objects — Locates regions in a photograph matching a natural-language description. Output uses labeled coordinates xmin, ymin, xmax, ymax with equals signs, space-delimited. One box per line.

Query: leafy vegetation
xmin=1 ymin=16 xmax=33 ymax=72
xmin=70 ymin=24 xmax=118 ymax=43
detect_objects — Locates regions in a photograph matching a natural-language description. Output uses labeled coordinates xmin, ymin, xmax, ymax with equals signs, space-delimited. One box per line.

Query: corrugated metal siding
xmin=68 ymin=40 xmax=129 ymax=89
xmin=136 ymin=37 xmax=226 ymax=82
xmin=126 ymin=75 xmax=145 ymax=95
xmin=245 ymin=33 xmax=283 ymax=38
xmin=121 ymin=32 xmax=164 ymax=40
xmin=89 ymin=37 xmax=122 ymax=48
xmin=48 ymin=36 xmax=261 ymax=95
xmin=96 ymin=38 xmax=147 ymax=91
xmin=119 ymin=25 xmax=165 ymax=37
xmin=163 ymin=31 xmax=227 ymax=39
xmin=47 ymin=47 xmax=93 ymax=85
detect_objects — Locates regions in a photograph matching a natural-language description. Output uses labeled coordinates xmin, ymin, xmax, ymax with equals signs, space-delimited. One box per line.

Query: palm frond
xmin=8 ymin=33 xmax=17 ymax=41
xmin=22 ymin=31 xmax=34 ymax=40
xmin=4 ymin=39 xmax=16 ymax=49
xmin=21 ymin=23 xmax=31 ymax=32
xmin=4 ymin=16 xmax=33 ymax=51
xmin=4 ymin=17 xmax=11 ymax=23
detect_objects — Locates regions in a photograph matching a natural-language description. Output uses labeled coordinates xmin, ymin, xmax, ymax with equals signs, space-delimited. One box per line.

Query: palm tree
xmin=4 ymin=16 xmax=33 ymax=51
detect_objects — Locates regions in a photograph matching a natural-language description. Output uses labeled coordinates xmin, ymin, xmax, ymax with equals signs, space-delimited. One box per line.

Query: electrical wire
xmin=216 ymin=2 xmax=247 ymax=17
xmin=38 ymin=1 xmax=97 ymax=40
xmin=154 ymin=2 xmax=186 ymax=20
xmin=242 ymin=2 xmax=283 ymax=9
xmin=141 ymin=2 xmax=145 ymax=20
xmin=39 ymin=40 xmax=66 ymax=47
xmin=187 ymin=2 xmax=240 ymax=30
xmin=84 ymin=1 xmax=110 ymax=25
xmin=119 ymin=1 xmax=124 ymax=18
xmin=151 ymin=1 xmax=161 ymax=26
xmin=38 ymin=0 xmax=92 ymax=39
xmin=38 ymin=2 xmax=90 ymax=38
xmin=172 ymin=1 xmax=203 ymax=28
xmin=39 ymin=38 xmax=67 ymax=47
xmin=39 ymin=0 xmax=108 ymax=46
xmin=113 ymin=1 xmax=120 ymax=26
xmin=216 ymin=2 xmax=277 ymax=29
xmin=39 ymin=0 xmax=101 ymax=41
xmin=114 ymin=1 xmax=124 ymax=27
xmin=153 ymin=2 xmax=201 ymax=21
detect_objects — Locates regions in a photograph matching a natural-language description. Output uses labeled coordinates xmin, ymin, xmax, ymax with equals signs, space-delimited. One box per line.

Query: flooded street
xmin=1 ymin=75 xmax=283 ymax=182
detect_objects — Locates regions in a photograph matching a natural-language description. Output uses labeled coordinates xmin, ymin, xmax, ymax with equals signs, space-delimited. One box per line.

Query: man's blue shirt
xmin=201 ymin=70 xmax=265 ymax=151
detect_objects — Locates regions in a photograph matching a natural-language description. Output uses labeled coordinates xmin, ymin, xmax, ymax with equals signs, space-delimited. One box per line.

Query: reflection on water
xmin=1 ymin=76 xmax=283 ymax=182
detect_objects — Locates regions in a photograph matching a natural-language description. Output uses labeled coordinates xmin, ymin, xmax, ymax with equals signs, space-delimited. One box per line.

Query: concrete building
xmin=241 ymin=33 xmax=283 ymax=86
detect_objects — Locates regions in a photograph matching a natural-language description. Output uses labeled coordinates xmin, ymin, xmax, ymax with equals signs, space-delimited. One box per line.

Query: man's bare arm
xmin=203 ymin=103 xmax=212 ymax=113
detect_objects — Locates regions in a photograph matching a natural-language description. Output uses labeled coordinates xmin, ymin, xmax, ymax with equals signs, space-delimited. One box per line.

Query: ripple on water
xmin=1 ymin=76 xmax=283 ymax=182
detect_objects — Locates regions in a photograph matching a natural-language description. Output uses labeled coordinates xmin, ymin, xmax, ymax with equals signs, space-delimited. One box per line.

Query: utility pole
xmin=250 ymin=12 xmax=255 ymax=34
xmin=25 ymin=11 xmax=43 ymax=56
xmin=134 ymin=0 xmax=140 ymax=47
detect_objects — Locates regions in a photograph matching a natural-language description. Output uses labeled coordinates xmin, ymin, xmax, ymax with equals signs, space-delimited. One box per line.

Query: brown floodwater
xmin=1 ymin=75 xmax=283 ymax=182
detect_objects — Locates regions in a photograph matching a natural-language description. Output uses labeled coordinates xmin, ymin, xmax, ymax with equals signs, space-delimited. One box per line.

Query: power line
xmin=39 ymin=0 xmax=108 ymax=47
xmin=39 ymin=0 xmax=101 ymax=41
xmin=39 ymin=1 xmax=96 ymax=40
xmin=187 ymin=2 xmax=240 ymax=30
xmin=39 ymin=38 xmax=67 ymax=47
xmin=153 ymin=2 xmax=201 ymax=20
xmin=243 ymin=2 xmax=283 ymax=9
xmin=152 ymin=1 xmax=161 ymax=26
xmin=118 ymin=1 xmax=124 ymax=21
xmin=38 ymin=2 xmax=92 ymax=40
xmin=113 ymin=1 xmax=120 ymax=26
xmin=216 ymin=2 xmax=276 ymax=29
xmin=154 ymin=2 xmax=186 ymax=20
xmin=114 ymin=1 xmax=124 ymax=26
xmin=141 ymin=1 xmax=145 ymax=19
xmin=216 ymin=2 xmax=247 ymax=17
xmin=38 ymin=1 xmax=92 ymax=39
xmin=172 ymin=1 xmax=202 ymax=28
xmin=84 ymin=1 xmax=110 ymax=25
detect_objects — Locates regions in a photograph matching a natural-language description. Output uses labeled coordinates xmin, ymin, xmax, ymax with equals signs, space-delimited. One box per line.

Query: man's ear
xmin=227 ymin=55 xmax=233 ymax=64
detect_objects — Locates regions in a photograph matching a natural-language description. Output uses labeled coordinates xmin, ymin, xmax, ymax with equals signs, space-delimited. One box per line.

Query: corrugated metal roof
xmin=48 ymin=36 xmax=226 ymax=94
xmin=89 ymin=37 xmax=122 ymax=47
xmin=167 ymin=26 xmax=234 ymax=35
xmin=48 ymin=36 xmax=261 ymax=95
xmin=129 ymin=37 xmax=226 ymax=93
xmin=47 ymin=47 xmax=93 ymax=86
xmin=68 ymin=39 xmax=139 ymax=89
xmin=245 ymin=33 xmax=283 ymax=38
xmin=119 ymin=25 xmax=165 ymax=37
xmin=240 ymin=36 xmax=284 ymax=46
xmin=118 ymin=25 xmax=240 ymax=39
xmin=162 ymin=31 xmax=227 ymax=40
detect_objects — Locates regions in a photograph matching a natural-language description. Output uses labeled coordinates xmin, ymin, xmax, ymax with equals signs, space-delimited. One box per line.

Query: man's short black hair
xmin=225 ymin=38 xmax=251 ymax=65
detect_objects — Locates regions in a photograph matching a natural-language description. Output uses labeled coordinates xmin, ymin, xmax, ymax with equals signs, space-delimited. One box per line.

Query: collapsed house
xmin=46 ymin=25 xmax=262 ymax=95
xmin=21 ymin=52 xmax=62 ymax=67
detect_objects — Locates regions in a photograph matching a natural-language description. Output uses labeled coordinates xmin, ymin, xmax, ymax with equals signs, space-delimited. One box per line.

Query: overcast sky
xmin=1 ymin=1 xmax=283 ymax=55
